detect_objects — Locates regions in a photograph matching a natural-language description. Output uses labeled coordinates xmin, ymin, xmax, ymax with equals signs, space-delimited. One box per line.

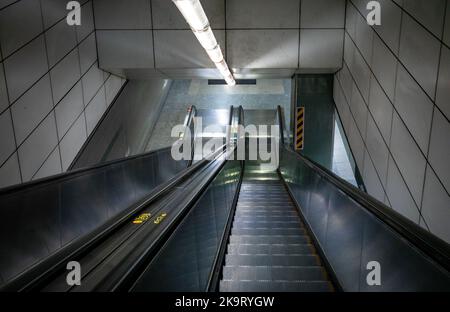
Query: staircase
xmin=220 ymin=164 xmax=333 ymax=292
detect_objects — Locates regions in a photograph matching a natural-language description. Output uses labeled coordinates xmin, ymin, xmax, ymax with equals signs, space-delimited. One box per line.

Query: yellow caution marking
xmin=133 ymin=213 xmax=152 ymax=224
xmin=295 ymin=107 xmax=305 ymax=150
xmin=154 ymin=213 xmax=168 ymax=225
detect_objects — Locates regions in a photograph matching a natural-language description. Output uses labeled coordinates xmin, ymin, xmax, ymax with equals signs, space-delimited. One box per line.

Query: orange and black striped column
xmin=295 ymin=107 xmax=304 ymax=150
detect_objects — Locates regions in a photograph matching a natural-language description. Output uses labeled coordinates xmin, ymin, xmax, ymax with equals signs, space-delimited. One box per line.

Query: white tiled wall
xmin=0 ymin=0 xmax=125 ymax=189
xmin=94 ymin=0 xmax=346 ymax=77
xmin=334 ymin=0 xmax=450 ymax=243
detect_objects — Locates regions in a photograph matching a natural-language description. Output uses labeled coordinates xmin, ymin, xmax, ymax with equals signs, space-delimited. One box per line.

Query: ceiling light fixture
xmin=172 ymin=0 xmax=236 ymax=86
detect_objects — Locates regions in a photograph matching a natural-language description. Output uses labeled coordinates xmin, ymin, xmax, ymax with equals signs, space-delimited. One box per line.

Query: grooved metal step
xmin=220 ymin=280 xmax=333 ymax=292
xmin=222 ymin=265 xmax=328 ymax=281
xmin=225 ymin=254 xmax=320 ymax=266
xmin=229 ymin=235 xmax=310 ymax=244
xmin=227 ymin=243 xmax=314 ymax=255
xmin=231 ymin=227 xmax=306 ymax=236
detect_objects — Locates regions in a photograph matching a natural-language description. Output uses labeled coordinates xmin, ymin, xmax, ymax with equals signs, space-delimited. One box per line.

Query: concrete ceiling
xmin=94 ymin=0 xmax=345 ymax=79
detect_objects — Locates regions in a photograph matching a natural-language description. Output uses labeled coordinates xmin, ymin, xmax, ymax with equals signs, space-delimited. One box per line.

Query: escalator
xmin=1 ymin=105 xmax=450 ymax=292
xmin=220 ymin=163 xmax=333 ymax=292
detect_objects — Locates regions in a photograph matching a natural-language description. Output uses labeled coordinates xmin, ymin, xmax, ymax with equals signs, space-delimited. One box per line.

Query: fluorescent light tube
xmin=172 ymin=0 xmax=209 ymax=30
xmin=193 ymin=28 xmax=218 ymax=50
xmin=172 ymin=0 xmax=235 ymax=86
xmin=206 ymin=46 xmax=223 ymax=63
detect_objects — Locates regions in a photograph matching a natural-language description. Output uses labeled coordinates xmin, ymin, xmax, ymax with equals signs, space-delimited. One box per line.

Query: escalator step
xmin=227 ymin=243 xmax=314 ymax=255
xmin=232 ymin=227 xmax=305 ymax=236
xmin=230 ymin=235 xmax=310 ymax=244
xmin=234 ymin=215 xmax=299 ymax=221
xmin=219 ymin=280 xmax=332 ymax=292
xmin=225 ymin=254 xmax=320 ymax=266
xmin=232 ymin=220 xmax=302 ymax=229
xmin=222 ymin=265 xmax=328 ymax=281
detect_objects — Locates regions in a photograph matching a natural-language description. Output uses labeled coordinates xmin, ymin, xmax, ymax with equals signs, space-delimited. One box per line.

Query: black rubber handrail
xmin=276 ymin=105 xmax=450 ymax=272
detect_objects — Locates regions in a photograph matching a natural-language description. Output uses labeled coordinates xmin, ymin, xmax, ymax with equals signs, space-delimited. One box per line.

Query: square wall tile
xmin=385 ymin=155 xmax=420 ymax=223
xmin=371 ymin=35 xmax=397 ymax=101
xmin=78 ymin=32 xmax=97 ymax=75
xmin=354 ymin=12 xmax=373 ymax=63
xmin=76 ymin=1 xmax=94 ymax=42
xmin=404 ymin=0 xmax=446 ymax=38
xmin=0 ymin=0 xmax=16 ymax=10
xmin=60 ymin=114 xmax=86 ymax=170
xmin=18 ymin=113 xmax=58 ymax=181
xmin=339 ymin=62 xmax=353 ymax=101
xmin=97 ymin=30 xmax=154 ymax=69
xmin=372 ymin=0 xmax=402 ymax=55
xmin=0 ymin=63 xmax=8 ymax=112
xmin=4 ymin=35 xmax=48 ymax=102
xmin=50 ymin=48 xmax=81 ymax=104
xmin=85 ymin=86 xmax=106 ymax=135
xmin=365 ymin=115 xmax=389 ymax=184
xmin=351 ymin=47 xmax=371 ymax=103
xmin=33 ymin=147 xmax=62 ymax=180
xmin=389 ymin=112 xmax=427 ymax=205
xmin=343 ymin=33 xmax=355 ymax=67
xmin=154 ymin=30 xmax=225 ymax=68
xmin=347 ymin=117 xmax=365 ymax=171
xmin=349 ymin=82 xmax=368 ymax=137
xmin=227 ymin=30 xmax=299 ymax=69
xmin=368 ymin=75 xmax=393 ymax=143
xmin=394 ymin=64 xmax=433 ymax=154
xmin=0 ymin=0 xmax=43 ymax=57
xmin=227 ymin=0 xmax=299 ymax=29
xmin=299 ymin=29 xmax=344 ymax=70
xmin=301 ymin=0 xmax=345 ymax=28
xmin=444 ymin=3 xmax=450 ymax=46
xmin=82 ymin=62 xmax=104 ymax=105
xmin=421 ymin=166 xmax=450 ymax=243
xmin=94 ymin=0 xmax=151 ymax=29
xmin=55 ymin=81 xmax=84 ymax=138
xmin=152 ymin=0 xmax=225 ymax=29
xmin=399 ymin=14 xmax=441 ymax=98
xmin=0 ymin=109 xmax=16 ymax=165
xmin=436 ymin=45 xmax=450 ymax=121
xmin=41 ymin=0 xmax=70 ymax=29
xmin=104 ymin=75 xmax=123 ymax=106
xmin=45 ymin=18 xmax=78 ymax=68
xmin=362 ymin=149 xmax=385 ymax=202
xmin=346 ymin=1 xmax=357 ymax=40
xmin=0 ymin=153 xmax=21 ymax=189
xmin=428 ymin=109 xmax=450 ymax=194
xmin=11 ymin=74 xmax=53 ymax=145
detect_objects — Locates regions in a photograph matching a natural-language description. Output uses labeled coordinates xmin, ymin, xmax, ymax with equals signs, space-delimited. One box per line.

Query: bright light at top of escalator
xmin=172 ymin=0 xmax=235 ymax=86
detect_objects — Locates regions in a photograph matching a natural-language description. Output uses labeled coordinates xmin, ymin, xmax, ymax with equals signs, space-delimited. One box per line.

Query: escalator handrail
xmin=0 ymin=145 xmax=173 ymax=196
xmin=275 ymin=105 xmax=450 ymax=272
xmin=1 ymin=143 xmax=229 ymax=292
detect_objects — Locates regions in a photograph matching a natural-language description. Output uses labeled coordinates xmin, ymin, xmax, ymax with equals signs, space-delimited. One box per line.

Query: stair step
xmin=232 ymin=221 xmax=302 ymax=229
xmin=234 ymin=216 xmax=300 ymax=222
xmin=235 ymin=210 xmax=298 ymax=216
xmin=219 ymin=280 xmax=332 ymax=292
xmin=230 ymin=235 xmax=310 ymax=244
xmin=225 ymin=254 xmax=320 ymax=266
xmin=222 ymin=265 xmax=328 ymax=281
xmin=227 ymin=243 xmax=313 ymax=255
xmin=232 ymin=227 xmax=305 ymax=236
